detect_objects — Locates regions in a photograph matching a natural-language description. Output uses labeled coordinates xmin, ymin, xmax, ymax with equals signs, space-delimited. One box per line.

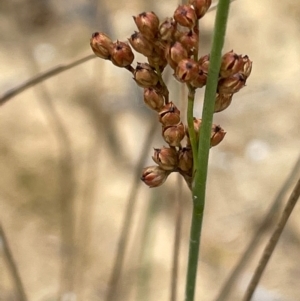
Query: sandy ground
xmin=0 ymin=0 xmax=300 ymax=301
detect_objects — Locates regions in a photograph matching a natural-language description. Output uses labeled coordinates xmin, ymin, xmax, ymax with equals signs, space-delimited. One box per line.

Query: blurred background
xmin=1 ymin=0 xmax=300 ymax=300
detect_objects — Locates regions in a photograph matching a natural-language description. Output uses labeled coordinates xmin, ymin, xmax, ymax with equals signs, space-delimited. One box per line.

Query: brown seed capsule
xmin=110 ymin=40 xmax=134 ymax=67
xmin=179 ymin=30 xmax=199 ymax=54
xmin=165 ymin=42 xmax=189 ymax=70
xmin=162 ymin=122 xmax=185 ymax=147
xmin=152 ymin=147 xmax=178 ymax=171
xmin=214 ymin=93 xmax=233 ymax=113
xmin=218 ymin=73 xmax=246 ymax=94
xmin=190 ymin=67 xmax=207 ymax=88
xmin=178 ymin=147 xmax=193 ymax=172
xmin=173 ymin=5 xmax=197 ymax=28
xmin=175 ymin=58 xmax=199 ymax=83
xmin=198 ymin=54 xmax=210 ymax=73
xmin=144 ymin=87 xmax=164 ymax=111
xmin=128 ymin=31 xmax=154 ymax=57
xmin=159 ymin=102 xmax=181 ymax=126
xmin=134 ymin=62 xmax=159 ymax=87
xmin=241 ymin=55 xmax=252 ymax=79
xmin=133 ymin=11 xmax=159 ymax=40
xmin=211 ymin=124 xmax=226 ymax=147
xmin=90 ymin=32 xmax=113 ymax=59
xmin=189 ymin=0 xmax=212 ymax=19
xmin=159 ymin=18 xmax=177 ymax=42
xmin=220 ymin=50 xmax=244 ymax=78
xmin=141 ymin=166 xmax=170 ymax=188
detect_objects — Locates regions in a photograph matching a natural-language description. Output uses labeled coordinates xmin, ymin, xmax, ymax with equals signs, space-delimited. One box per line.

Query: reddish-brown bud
xmin=198 ymin=54 xmax=210 ymax=73
xmin=220 ymin=50 xmax=244 ymax=78
xmin=152 ymin=147 xmax=178 ymax=171
xmin=144 ymin=87 xmax=164 ymax=111
xmin=159 ymin=102 xmax=181 ymax=126
xmin=162 ymin=122 xmax=185 ymax=147
xmin=175 ymin=58 xmax=199 ymax=83
xmin=134 ymin=62 xmax=159 ymax=87
xmin=241 ymin=55 xmax=252 ymax=79
xmin=178 ymin=147 xmax=193 ymax=172
xmin=179 ymin=30 xmax=199 ymax=53
xmin=90 ymin=32 xmax=113 ymax=59
xmin=214 ymin=93 xmax=233 ymax=113
xmin=110 ymin=40 xmax=134 ymax=67
xmin=189 ymin=0 xmax=212 ymax=19
xmin=128 ymin=32 xmax=155 ymax=57
xmin=141 ymin=166 xmax=170 ymax=188
xmin=159 ymin=18 xmax=177 ymax=42
xmin=133 ymin=12 xmax=159 ymax=40
xmin=165 ymin=42 xmax=189 ymax=70
xmin=211 ymin=124 xmax=226 ymax=147
xmin=218 ymin=73 xmax=246 ymax=94
xmin=174 ymin=5 xmax=197 ymax=28
xmin=190 ymin=67 xmax=207 ymax=88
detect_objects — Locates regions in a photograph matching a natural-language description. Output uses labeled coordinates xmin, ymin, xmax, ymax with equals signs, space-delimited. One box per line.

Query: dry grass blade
xmin=0 ymin=54 xmax=95 ymax=106
xmin=105 ymin=119 xmax=158 ymax=301
xmin=214 ymin=154 xmax=300 ymax=301
xmin=243 ymin=178 xmax=300 ymax=301
xmin=0 ymin=223 xmax=28 ymax=301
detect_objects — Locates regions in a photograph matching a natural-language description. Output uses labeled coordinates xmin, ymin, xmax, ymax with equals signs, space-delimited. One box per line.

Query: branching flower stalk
xmin=90 ymin=0 xmax=252 ymax=300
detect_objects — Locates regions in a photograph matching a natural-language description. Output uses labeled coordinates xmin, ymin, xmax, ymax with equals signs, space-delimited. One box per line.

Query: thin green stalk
xmin=187 ymin=84 xmax=198 ymax=173
xmin=185 ymin=1 xmax=231 ymax=301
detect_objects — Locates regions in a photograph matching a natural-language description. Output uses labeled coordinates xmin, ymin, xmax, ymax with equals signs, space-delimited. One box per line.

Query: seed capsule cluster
xmin=90 ymin=0 xmax=252 ymax=189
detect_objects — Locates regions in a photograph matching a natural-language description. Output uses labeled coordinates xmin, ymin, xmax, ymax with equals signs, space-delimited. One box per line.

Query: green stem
xmin=187 ymin=84 xmax=198 ymax=173
xmin=185 ymin=1 xmax=231 ymax=301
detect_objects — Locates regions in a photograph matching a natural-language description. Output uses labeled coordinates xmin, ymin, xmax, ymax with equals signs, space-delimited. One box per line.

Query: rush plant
xmin=90 ymin=1 xmax=252 ymax=300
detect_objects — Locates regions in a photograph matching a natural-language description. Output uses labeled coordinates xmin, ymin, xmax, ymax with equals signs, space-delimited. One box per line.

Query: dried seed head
xmin=165 ymin=42 xmax=189 ymax=70
xmin=90 ymin=32 xmax=113 ymax=59
xmin=152 ymin=147 xmax=178 ymax=171
xmin=134 ymin=62 xmax=159 ymax=87
xmin=189 ymin=0 xmax=212 ymax=19
xmin=211 ymin=124 xmax=226 ymax=147
xmin=218 ymin=73 xmax=246 ymax=94
xmin=179 ymin=30 xmax=199 ymax=54
xmin=178 ymin=147 xmax=193 ymax=172
xmin=110 ymin=40 xmax=134 ymax=67
xmin=144 ymin=87 xmax=164 ymax=111
xmin=241 ymin=55 xmax=252 ymax=79
xmin=173 ymin=5 xmax=197 ymax=28
xmin=159 ymin=18 xmax=177 ymax=42
xmin=159 ymin=102 xmax=181 ymax=126
xmin=162 ymin=122 xmax=185 ymax=147
xmin=175 ymin=58 xmax=199 ymax=83
xmin=133 ymin=11 xmax=159 ymax=40
xmin=220 ymin=50 xmax=244 ymax=78
xmin=128 ymin=32 xmax=155 ymax=57
xmin=214 ymin=93 xmax=233 ymax=113
xmin=190 ymin=67 xmax=207 ymax=88
xmin=141 ymin=166 xmax=170 ymax=188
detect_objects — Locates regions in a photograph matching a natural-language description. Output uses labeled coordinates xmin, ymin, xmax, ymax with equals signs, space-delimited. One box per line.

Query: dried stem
xmin=105 ymin=119 xmax=158 ymax=301
xmin=0 ymin=223 xmax=28 ymax=301
xmin=0 ymin=54 xmax=95 ymax=106
xmin=214 ymin=153 xmax=300 ymax=301
xmin=243 ymin=178 xmax=300 ymax=301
